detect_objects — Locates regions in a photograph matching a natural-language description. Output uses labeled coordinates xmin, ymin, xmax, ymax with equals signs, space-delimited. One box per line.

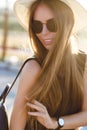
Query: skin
xmin=34 ymin=4 xmax=57 ymax=50
xmin=10 ymin=3 xmax=87 ymax=130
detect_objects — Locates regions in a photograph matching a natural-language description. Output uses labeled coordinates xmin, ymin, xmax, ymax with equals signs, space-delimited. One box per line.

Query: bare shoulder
xmin=21 ymin=59 xmax=41 ymax=76
xmin=17 ymin=59 xmax=41 ymax=96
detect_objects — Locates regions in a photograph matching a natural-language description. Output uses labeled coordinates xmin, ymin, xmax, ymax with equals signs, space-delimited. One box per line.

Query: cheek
xmin=36 ymin=34 xmax=44 ymax=44
xmin=36 ymin=34 xmax=41 ymax=41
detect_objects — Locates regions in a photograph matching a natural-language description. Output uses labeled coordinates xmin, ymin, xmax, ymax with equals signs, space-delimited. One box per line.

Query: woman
xmin=10 ymin=0 xmax=87 ymax=130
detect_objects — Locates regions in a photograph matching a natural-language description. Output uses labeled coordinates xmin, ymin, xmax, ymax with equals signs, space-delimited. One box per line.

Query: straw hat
xmin=14 ymin=0 xmax=87 ymax=34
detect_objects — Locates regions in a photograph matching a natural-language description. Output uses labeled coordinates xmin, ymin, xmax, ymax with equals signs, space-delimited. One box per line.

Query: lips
xmin=43 ymin=39 xmax=53 ymax=45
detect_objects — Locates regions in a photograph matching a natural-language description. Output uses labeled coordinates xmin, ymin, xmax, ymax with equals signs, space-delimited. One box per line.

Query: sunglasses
xmin=32 ymin=18 xmax=57 ymax=34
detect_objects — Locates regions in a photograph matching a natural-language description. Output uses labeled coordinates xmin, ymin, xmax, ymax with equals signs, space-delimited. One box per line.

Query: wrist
xmin=49 ymin=117 xmax=64 ymax=129
xmin=50 ymin=118 xmax=58 ymax=129
xmin=57 ymin=117 xmax=64 ymax=129
xmin=51 ymin=117 xmax=65 ymax=129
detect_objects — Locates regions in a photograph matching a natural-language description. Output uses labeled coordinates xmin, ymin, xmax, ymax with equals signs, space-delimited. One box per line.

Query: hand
xmin=27 ymin=100 xmax=58 ymax=129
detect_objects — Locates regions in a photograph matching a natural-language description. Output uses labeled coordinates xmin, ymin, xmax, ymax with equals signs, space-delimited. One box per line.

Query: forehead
xmin=33 ymin=3 xmax=54 ymax=21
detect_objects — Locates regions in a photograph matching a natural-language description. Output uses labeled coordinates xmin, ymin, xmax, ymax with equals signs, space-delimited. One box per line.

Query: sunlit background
xmin=0 ymin=0 xmax=33 ymax=64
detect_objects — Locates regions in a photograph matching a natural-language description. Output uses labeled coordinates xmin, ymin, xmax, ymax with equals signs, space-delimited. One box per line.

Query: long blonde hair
xmin=27 ymin=0 xmax=84 ymax=129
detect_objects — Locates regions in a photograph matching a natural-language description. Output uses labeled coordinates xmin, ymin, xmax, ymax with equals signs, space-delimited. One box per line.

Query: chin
xmin=45 ymin=44 xmax=53 ymax=50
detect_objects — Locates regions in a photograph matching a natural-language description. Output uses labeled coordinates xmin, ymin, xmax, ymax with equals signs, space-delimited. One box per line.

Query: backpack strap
xmin=0 ymin=57 xmax=37 ymax=104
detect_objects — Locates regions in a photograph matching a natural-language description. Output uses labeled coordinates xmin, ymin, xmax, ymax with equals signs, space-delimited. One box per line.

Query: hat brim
xmin=14 ymin=0 xmax=87 ymax=34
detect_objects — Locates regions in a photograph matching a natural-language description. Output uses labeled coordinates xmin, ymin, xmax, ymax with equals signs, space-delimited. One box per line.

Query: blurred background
xmin=0 ymin=0 xmax=33 ymax=62
xmin=0 ymin=0 xmax=33 ymax=125
xmin=0 ymin=0 xmax=87 ymax=129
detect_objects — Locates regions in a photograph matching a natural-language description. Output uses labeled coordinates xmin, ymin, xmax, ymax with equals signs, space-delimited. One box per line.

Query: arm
xmin=60 ymin=56 xmax=87 ymax=129
xmin=10 ymin=60 xmax=41 ymax=130
xmin=26 ymin=57 xmax=87 ymax=129
xmin=56 ymin=56 xmax=87 ymax=129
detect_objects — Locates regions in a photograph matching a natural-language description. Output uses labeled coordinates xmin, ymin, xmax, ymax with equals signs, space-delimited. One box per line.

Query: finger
xmin=27 ymin=103 xmax=42 ymax=112
xmin=33 ymin=100 xmax=46 ymax=110
xmin=28 ymin=111 xmax=44 ymax=117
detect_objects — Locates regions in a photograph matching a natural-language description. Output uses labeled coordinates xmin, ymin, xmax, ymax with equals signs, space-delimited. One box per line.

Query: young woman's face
xmin=33 ymin=4 xmax=57 ymax=50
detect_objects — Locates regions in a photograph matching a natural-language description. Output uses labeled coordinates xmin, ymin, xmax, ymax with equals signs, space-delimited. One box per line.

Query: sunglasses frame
xmin=32 ymin=18 xmax=57 ymax=34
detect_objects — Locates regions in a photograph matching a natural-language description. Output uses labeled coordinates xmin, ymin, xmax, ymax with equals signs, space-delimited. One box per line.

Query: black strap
xmin=0 ymin=57 xmax=36 ymax=104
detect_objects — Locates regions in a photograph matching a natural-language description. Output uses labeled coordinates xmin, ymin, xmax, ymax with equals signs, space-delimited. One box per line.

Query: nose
xmin=41 ymin=24 xmax=49 ymax=34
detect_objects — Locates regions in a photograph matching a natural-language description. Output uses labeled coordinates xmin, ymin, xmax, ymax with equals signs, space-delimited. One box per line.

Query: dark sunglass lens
xmin=32 ymin=20 xmax=42 ymax=33
xmin=47 ymin=19 xmax=57 ymax=32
